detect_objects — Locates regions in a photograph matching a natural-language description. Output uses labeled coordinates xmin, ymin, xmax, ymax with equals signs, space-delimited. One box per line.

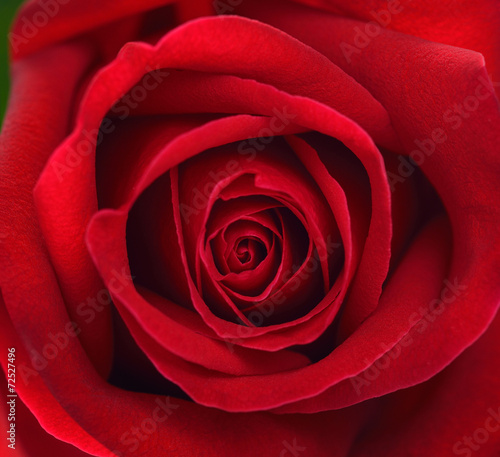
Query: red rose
xmin=1 ymin=0 xmax=499 ymax=456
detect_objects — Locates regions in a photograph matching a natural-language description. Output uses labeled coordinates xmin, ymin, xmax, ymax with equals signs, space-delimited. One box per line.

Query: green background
xmin=1 ymin=0 xmax=24 ymax=125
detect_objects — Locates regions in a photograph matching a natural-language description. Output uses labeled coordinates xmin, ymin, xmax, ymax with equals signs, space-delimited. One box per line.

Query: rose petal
xmin=349 ymin=313 xmax=500 ymax=456
xmin=0 ymin=42 xmax=113 ymax=379
xmin=10 ymin=0 xmax=212 ymax=60
xmin=275 ymin=0 xmax=500 ymax=89
xmin=121 ymin=68 xmax=399 ymax=150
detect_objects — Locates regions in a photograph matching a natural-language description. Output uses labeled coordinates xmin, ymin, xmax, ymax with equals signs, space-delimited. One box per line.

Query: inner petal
xmin=210 ymin=215 xmax=282 ymax=298
xmin=230 ymin=237 xmax=267 ymax=269
xmin=210 ymin=218 xmax=274 ymax=275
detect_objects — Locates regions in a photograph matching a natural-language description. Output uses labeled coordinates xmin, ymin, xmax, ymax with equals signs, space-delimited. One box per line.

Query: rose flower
xmin=1 ymin=0 xmax=499 ymax=456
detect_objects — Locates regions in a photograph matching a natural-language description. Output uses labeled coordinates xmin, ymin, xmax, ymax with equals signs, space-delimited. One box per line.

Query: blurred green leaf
xmin=1 ymin=0 xmax=24 ymax=126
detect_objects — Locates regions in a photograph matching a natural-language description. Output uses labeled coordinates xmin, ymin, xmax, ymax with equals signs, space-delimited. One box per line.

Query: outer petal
xmin=0 ymin=42 xmax=113 ymax=380
xmin=9 ymin=0 xmax=214 ymax=60
xmin=349 ymin=312 xmax=500 ymax=457
xmin=1 ymin=377 xmax=94 ymax=457
xmin=1 ymin=290 xmax=374 ymax=457
xmin=283 ymin=0 xmax=500 ymax=88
